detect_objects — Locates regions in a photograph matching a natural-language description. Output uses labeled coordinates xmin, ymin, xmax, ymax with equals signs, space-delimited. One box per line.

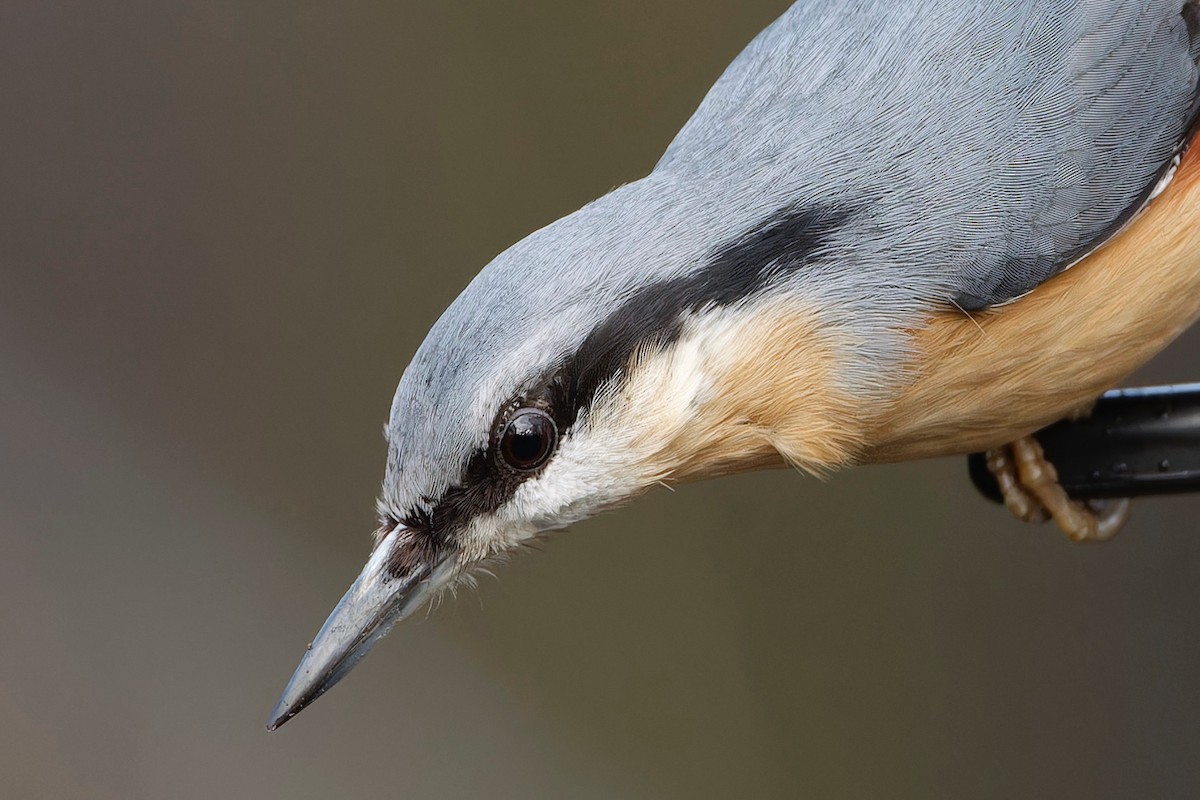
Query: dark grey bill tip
xmin=266 ymin=526 xmax=442 ymax=731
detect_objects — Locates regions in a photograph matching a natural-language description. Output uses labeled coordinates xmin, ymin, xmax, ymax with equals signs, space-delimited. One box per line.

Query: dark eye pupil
xmin=509 ymin=430 xmax=543 ymax=462
xmin=500 ymin=408 xmax=557 ymax=470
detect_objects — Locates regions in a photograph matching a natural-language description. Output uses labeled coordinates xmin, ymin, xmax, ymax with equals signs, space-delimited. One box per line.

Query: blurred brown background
xmin=3 ymin=2 xmax=1200 ymax=797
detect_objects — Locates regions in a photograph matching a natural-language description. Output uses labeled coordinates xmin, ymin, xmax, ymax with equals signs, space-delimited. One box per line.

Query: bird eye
xmin=499 ymin=408 xmax=558 ymax=471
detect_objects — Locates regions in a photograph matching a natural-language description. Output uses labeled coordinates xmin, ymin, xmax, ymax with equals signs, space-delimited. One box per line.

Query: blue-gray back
xmin=659 ymin=0 xmax=1200 ymax=307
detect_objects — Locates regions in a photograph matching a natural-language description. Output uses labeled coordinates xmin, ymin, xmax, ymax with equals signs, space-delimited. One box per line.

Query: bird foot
xmin=985 ymin=436 xmax=1130 ymax=543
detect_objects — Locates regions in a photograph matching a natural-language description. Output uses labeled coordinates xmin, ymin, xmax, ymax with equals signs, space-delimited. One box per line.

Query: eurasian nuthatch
xmin=268 ymin=0 xmax=1200 ymax=729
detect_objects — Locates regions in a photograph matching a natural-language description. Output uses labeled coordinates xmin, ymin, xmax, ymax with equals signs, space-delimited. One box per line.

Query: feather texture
xmin=660 ymin=0 xmax=1200 ymax=307
xmin=382 ymin=0 xmax=1200 ymax=540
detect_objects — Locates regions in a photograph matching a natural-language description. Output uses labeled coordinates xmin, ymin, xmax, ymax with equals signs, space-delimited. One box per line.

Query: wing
xmin=656 ymin=0 xmax=1200 ymax=309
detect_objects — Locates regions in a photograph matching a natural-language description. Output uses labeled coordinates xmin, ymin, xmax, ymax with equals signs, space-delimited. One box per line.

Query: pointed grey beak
xmin=267 ymin=525 xmax=451 ymax=731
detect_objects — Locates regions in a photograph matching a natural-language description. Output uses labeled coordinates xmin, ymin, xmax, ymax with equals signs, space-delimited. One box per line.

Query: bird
xmin=268 ymin=0 xmax=1200 ymax=730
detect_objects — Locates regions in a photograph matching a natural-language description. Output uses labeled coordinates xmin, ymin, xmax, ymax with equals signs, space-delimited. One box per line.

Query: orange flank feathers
xmin=866 ymin=145 xmax=1200 ymax=464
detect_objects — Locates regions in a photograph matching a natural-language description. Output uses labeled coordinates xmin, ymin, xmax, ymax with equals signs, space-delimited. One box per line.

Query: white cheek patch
xmin=492 ymin=302 xmax=778 ymax=537
xmin=455 ymin=512 xmax=537 ymax=565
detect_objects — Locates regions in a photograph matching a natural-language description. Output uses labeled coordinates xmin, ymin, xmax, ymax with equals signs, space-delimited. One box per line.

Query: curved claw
xmin=985 ymin=437 xmax=1132 ymax=543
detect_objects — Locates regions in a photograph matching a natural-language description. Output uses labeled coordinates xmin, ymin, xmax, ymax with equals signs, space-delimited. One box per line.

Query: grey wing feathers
xmin=971 ymin=0 xmax=1200 ymax=307
xmin=656 ymin=0 xmax=1200 ymax=309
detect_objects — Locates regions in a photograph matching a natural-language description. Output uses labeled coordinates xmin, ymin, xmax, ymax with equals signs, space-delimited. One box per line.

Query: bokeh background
xmin=4 ymin=2 xmax=1200 ymax=797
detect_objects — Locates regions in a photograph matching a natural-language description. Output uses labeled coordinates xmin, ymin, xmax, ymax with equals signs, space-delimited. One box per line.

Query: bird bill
xmin=267 ymin=525 xmax=451 ymax=730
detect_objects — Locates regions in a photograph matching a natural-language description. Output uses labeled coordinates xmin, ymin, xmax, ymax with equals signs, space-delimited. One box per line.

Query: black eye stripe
xmin=556 ymin=202 xmax=854 ymax=429
xmin=389 ymin=391 xmax=565 ymax=577
xmin=393 ymin=202 xmax=853 ymax=572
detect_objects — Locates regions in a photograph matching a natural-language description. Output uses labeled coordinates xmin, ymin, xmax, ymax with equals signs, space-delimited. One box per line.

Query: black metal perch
xmin=969 ymin=384 xmax=1200 ymax=503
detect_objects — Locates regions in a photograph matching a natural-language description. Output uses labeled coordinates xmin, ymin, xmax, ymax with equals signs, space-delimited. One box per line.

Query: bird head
xmin=267 ymin=178 xmax=873 ymax=729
